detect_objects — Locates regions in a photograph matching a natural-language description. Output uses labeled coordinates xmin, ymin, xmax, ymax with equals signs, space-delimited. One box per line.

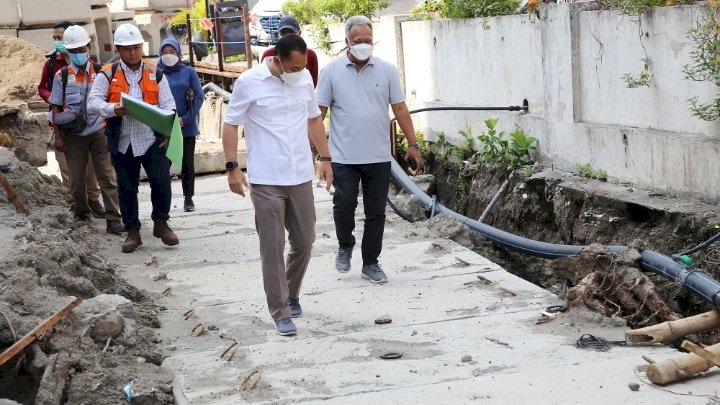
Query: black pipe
xmin=390 ymin=160 xmax=720 ymax=310
xmin=390 ymin=105 xmax=529 ymax=126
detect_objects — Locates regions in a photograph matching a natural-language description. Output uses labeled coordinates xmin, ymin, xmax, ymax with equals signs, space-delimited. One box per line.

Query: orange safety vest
xmin=101 ymin=61 xmax=160 ymax=105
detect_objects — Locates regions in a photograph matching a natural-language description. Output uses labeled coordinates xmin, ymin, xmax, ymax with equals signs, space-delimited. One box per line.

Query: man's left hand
xmin=405 ymin=147 xmax=423 ymax=170
xmin=159 ymin=137 xmax=170 ymax=149
xmin=318 ymin=161 xmax=333 ymax=192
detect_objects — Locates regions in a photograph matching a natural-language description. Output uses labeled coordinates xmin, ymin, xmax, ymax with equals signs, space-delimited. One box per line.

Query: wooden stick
xmin=626 ymin=310 xmax=720 ymax=345
xmin=0 ymin=298 xmax=81 ymax=367
xmin=645 ymin=342 xmax=720 ymax=385
xmin=0 ymin=171 xmax=27 ymax=214
xmin=681 ymin=340 xmax=720 ymax=367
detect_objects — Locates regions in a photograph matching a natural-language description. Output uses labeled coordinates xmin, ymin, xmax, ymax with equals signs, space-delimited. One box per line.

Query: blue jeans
xmin=331 ymin=161 xmax=391 ymax=266
xmin=111 ymin=141 xmax=172 ymax=230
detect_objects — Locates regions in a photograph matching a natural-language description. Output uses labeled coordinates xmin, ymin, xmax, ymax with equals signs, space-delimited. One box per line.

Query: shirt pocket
xmin=292 ymin=93 xmax=312 ymax=116
xmin=64 ymin=84 xmax=86 ymax=107
xmin=253 ymin=96 xmax=285 ymax=123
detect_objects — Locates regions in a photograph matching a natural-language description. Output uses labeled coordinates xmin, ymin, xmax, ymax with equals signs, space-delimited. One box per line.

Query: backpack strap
xmin=155 ymin=68 xmax=163 ymax=83
xmin=60 ymin=66 xmax=69 ymax=104
xmin=46 ymin=55 xmax=57 ymax=90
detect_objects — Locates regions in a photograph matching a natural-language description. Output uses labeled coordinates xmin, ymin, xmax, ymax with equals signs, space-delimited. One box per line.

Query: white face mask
xmin=278 ymin=59 xmax=303 ymax=85
xmin=161 ymin=54 xmax=179 ymax=66
xmin=349 ymin=43 xmax=373 ymax=61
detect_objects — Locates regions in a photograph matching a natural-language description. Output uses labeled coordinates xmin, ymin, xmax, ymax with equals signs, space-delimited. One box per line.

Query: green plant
xmin=505 ymin=126 xmax=537 ymax=169
xmin=622 ymin=57 xmax=652 ymax=88
xmin=684 ymin=10 xmax=720 ymax=121
xmin=283 ymin=0 xmax=389 ymax=52
xmin=476 ymin=118 xmax=508 ymax=169
xmin=576 ymin=163 xmax=608 ymax=181
xmin=225 ymin=53 xmax=246 ymax=62
xmin=396 ymin=130 xmax=430 ymax=159
xmin=707 ymin=220 xmax=719 ymax=230
xmin=453 ymin=128 xmax=476 ymax=161
xmin=170 ymin=0 xmax=209 ymax=34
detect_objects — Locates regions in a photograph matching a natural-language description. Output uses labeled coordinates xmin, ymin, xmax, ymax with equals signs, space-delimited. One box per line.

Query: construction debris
xmin=645 ymin=342 xmax=720 ymax=385
xmin=0 ymin=36 xmax=46 ymax=106
xmin=626 ymin=310 xmax=720 ymax=345
xmin=551 ymin=244 xmax=680 ymax=328
xmin=0 ymin=298 xmax=80 ymax=367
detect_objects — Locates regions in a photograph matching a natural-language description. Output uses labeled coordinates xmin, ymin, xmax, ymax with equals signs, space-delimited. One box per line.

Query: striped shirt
xmin=88 ymin=60 xmax=175 ymax=156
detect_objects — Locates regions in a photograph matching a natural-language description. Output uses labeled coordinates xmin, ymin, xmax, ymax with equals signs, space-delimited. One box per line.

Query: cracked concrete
xmin=98 ymin=175 xmax=720 ymax=404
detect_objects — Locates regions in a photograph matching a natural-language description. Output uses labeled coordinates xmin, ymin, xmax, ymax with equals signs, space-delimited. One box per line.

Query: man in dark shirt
xmin=38 ymin=20 xmax=104 ymax=217
xmin=261 ymin=16 xmax=318 ymax=87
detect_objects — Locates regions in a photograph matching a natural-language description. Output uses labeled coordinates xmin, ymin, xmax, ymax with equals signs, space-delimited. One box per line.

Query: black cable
xmin=386 ymin=196 xmax=415 ymax=223
xmin=676 ymin=231 xmax=720 ymax=257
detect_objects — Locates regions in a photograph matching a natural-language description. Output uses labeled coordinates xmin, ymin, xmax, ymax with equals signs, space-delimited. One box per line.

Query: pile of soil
xmin=0 ymin=36 xmax=46 ymax=106
xmin=0 ymin=152 xmax=173 ymax=404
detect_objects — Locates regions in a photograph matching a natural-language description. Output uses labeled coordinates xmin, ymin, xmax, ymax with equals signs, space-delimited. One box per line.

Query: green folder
xmin=121 ymin=93 xmax=183 ymax=168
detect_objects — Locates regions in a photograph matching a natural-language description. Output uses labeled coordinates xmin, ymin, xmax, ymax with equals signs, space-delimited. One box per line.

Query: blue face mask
xmin=70 ymin=52 xmax=89 ymax=67
xmin=54 ymin=41 xmax=67 ymax=54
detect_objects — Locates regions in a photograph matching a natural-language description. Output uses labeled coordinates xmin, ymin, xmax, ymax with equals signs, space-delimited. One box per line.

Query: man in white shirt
xmin=222 ymin=34 xmax=332 ymax=336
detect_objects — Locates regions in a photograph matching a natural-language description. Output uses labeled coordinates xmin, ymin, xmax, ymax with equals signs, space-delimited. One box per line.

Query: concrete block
xmin=126 ymin=0 xmax=150 ymax=10
xmin=0 ymin=28 xmax=17 ymax=37
xmin=17 ymin=28 xmax=55 ymax=51
xmin=0 ymin=0 xmax=19 ymax=26
xmin=20 ymin=0 xmax=92 ymax=25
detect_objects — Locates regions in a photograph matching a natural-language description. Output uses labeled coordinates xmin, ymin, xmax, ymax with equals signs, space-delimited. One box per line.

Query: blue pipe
xmin=390 ymin=160 xmax=720 ymax=310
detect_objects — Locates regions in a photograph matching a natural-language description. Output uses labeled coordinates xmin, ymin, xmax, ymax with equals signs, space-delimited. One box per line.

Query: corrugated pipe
xmin=202 ymin=83 xmax=231 ymax=101
xmin=390 ymin=160 xmax=720 ymax=310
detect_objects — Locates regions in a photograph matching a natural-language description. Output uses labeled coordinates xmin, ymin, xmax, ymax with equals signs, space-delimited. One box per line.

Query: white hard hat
xmin=63 ymin=25 xmax=91 ymax=49
xmin=114 ymin=23 xmax=143 ymax=46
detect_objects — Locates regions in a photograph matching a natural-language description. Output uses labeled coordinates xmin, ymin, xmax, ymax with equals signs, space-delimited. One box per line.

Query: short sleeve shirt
xmin=49 ymin=63 xmax=105 ymax=136
xmin=316 ymin=53 xmax=405 ymax=165
xmin=224 ymin=59 xmax=320 ymax=186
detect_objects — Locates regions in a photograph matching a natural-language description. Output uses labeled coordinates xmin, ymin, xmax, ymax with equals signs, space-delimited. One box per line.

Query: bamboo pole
xmin=0 ymin=298 xmax=81 ymax=366
xmin=186 ymin=14 xmax=194 ymax=66
xmin=626 ymin=310 xmax=720 ymax=345
xmin=0 ymin=171 xmax=27 ymax=214
xmin=243 ymin=5 xmax=252 ymax=69
xmin=645 ymin=342 xmax=720 ymax=385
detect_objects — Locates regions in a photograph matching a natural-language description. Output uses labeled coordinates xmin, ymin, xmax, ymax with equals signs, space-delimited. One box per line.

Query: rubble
xmin=0 ymin=152 xmax=173 ymax=404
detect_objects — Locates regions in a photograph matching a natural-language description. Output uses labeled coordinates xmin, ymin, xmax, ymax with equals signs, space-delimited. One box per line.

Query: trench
xmin=414 ymin=154 xmax=720 ymax=327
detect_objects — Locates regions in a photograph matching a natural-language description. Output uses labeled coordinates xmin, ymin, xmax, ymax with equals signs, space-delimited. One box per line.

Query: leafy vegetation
xmin=283 ymin=0 xmax=389 ymax=52
xmin=622 ymin=57 xmax=652 ymax=88
xmin=683 ymin=8 xmax=720 ymax=121
xmin=411 ymin=0 xmax=520 ymax=19
xmin=169 ymin=0 xmax=208 ymax=34
xmin=575 ymin=163 xmax=608 ymax=181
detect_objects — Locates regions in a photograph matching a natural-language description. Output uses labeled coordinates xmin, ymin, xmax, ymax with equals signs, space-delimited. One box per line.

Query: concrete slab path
xmin=96 ymin=175 xmax=719 ymax=404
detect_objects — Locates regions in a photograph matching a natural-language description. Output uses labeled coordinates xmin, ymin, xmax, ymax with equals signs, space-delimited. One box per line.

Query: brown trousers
xmin=63 ymin=130 xmax=120 ymax=220
xmin=55 ymin=149 xmax=101 ymax=203
xmin=250 ymin=181 xmax=316 ymax=321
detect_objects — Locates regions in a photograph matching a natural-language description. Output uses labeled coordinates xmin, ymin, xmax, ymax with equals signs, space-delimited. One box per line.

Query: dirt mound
xmin=0 ymin=36 xmax=46 ymax=105
xmin=0 ymin=152 xmax=173 ymax=404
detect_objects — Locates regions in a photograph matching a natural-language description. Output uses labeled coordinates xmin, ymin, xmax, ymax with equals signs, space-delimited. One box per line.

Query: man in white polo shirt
xmin=222 ymin=34 xmax=332 ymax=336
xmin=317 ymin=15 xmax=422 ymax=284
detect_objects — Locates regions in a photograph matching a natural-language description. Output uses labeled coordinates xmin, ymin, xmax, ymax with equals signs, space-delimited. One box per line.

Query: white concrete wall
xmin=0 ymin=0 xmax=19 ymax=26
xmin=20 ymin=0 xmax=92 ymax=25
xmin=400 ymin=3 xmax=720 ymax=203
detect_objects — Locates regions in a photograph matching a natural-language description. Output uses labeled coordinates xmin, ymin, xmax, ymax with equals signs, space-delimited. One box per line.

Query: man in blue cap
xmin=261 ymin=16 xmax=318 ymax=87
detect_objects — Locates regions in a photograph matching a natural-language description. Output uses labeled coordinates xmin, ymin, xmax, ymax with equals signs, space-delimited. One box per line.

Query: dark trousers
xmin=331 ymin=162 xmax=391 ymax=266
xmin=181 ymin=136 xmax=196 ymax=197
xmin=111 ymin=142 xmax=172 ymax=230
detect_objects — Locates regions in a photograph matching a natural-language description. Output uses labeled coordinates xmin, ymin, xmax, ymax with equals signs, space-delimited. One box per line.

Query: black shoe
xmin=88 ymin=200 xmax=106 ymax=218
xmin=184 ymin=196 xmax=195 ymax=212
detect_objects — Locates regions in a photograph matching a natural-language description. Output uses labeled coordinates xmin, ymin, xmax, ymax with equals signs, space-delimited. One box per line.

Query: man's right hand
xmin=54 ymin=135 xmax=65 ymax=153
xmin=228 ymin=168 xmax=249 ymax=197
xmin=113 ymin=104 xmax=127 ymax=117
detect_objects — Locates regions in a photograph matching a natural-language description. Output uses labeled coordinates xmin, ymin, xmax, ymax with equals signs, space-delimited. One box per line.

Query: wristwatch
xmin=409 ymin=142 xmax=421 ymax=149
xmin=225 ymin=161 xmax=239 ymax=171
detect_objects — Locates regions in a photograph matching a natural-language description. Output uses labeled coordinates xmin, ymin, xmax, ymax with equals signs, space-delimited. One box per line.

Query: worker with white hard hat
xmin=88 ymin=23 xmax=179 ymax=254
xmin=49 ymin=24 xmax=124 ymax=235
xmin=38 ymin=21 xmax=104 ymax=218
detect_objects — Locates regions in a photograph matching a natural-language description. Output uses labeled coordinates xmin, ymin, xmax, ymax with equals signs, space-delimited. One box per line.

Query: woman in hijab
xmin=158 ymin=38 xmax=204 ymax=212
